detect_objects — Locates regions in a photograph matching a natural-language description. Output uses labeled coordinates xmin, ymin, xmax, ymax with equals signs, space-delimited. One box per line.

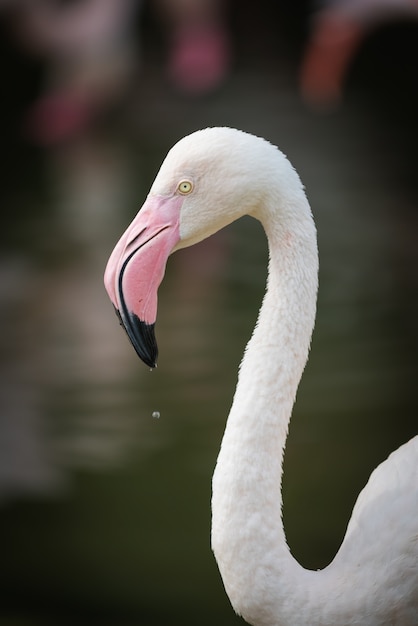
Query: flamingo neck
xmin=211 ymin=196 xmax=320 ymax=626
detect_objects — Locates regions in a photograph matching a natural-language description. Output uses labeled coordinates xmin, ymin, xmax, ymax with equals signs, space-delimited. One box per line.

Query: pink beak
xmin=104 ymin=194 xmax=183 ymax=367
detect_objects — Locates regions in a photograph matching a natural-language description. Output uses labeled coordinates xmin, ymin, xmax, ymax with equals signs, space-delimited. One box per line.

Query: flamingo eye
xmin=177 ymin=180 xmax=193 ymax=195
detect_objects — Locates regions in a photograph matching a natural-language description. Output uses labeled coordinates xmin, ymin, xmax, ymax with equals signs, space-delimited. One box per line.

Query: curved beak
xmin=104 ymin=194 xmax=182 ymax=367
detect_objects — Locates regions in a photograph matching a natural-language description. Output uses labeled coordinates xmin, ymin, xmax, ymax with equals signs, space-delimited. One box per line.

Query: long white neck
xmin=211 ymin=182 xmax=324 ymax=626
xmin=210 ymin=166 xmax=418 ymax=626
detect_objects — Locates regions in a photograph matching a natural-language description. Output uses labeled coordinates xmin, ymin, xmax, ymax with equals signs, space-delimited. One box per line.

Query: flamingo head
xmin=104 ymin=127 xmax=279 ymax=367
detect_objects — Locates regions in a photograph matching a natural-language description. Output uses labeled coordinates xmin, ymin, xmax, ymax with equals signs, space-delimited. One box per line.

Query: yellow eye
xmin=178 ymin=180 xmax=193 ymax=195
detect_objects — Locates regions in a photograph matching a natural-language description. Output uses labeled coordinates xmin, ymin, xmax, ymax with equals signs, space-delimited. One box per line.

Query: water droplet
xmin=152 ymin=411 xmax=160 ymax=419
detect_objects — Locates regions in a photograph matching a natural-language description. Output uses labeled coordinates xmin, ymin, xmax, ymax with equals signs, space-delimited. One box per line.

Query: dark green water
xmin=1 ymin=44 xmax=418 ymax=626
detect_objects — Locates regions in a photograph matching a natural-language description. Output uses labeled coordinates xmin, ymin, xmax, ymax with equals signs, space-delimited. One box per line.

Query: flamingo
xmin=104 ymin=127 xmax=418 ymax=625
xmin=300 ymin=0 xmax=418 ymax=107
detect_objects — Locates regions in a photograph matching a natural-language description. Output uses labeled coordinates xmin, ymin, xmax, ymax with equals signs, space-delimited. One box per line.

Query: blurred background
xmin=0 ymin=1 xmax=417 ymax=624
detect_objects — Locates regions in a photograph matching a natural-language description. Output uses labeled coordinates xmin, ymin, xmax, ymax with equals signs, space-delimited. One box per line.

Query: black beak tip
xmin=114 ymin=306 xmax=158 ymax=368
